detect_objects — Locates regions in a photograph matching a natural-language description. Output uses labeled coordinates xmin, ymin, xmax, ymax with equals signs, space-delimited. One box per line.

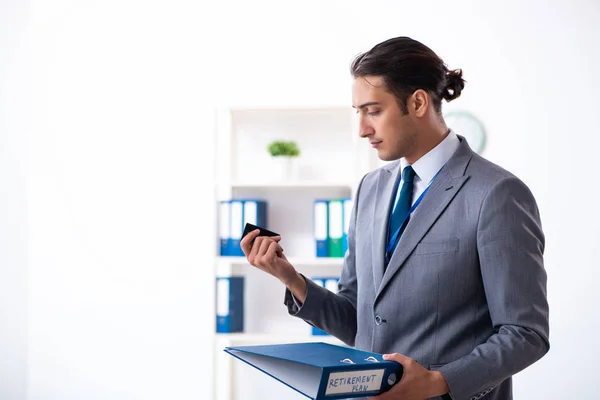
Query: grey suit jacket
xmin=285 ymin=137 xmax=550 ymax=400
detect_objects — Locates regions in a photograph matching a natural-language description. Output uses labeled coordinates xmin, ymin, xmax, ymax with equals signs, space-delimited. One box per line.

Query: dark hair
xmin=350 ymin=37 xmax=465 ymax=114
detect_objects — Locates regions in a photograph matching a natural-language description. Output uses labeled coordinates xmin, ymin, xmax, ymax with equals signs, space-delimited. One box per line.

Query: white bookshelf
xmin=216 ymin=257 xmax=344 ymax=277
xmin=228 ymin=180 xmax=354 ymax=189
xmin=217 ymin=256 xmax=345 ymax=266
xmin=212 ymin=106 xmax=376 ymax=400
xmin=215 ymin=332 xmax=345 ymax=345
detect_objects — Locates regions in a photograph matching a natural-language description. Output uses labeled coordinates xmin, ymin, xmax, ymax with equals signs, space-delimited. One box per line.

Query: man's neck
xmin=405 ymin=128 xmax=450 ymax=165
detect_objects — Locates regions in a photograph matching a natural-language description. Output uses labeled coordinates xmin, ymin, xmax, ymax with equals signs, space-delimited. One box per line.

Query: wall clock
xmin=444 ymin=111 xmax=486 ymax=154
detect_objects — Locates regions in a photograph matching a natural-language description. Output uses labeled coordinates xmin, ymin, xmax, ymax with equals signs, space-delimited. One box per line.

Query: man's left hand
xmin=369 ymin=353 xmax=450 ymax=400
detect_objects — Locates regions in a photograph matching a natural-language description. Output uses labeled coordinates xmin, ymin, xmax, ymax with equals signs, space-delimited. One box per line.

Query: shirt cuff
xmin=292 ymin=293 xmax=303 ymax=309
xmin=284 ymin=274 xmax=308 ymax=316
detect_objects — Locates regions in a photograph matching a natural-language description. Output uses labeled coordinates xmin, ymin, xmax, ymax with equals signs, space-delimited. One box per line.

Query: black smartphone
xmin=241 ymin=223 xmax=280 ymax=243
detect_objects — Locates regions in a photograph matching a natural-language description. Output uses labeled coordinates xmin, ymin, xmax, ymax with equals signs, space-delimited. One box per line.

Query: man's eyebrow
xmin=352 ymin=101 xmax=381 ymax=110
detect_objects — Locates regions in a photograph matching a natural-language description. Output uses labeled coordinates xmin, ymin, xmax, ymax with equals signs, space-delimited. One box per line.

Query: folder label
xmin=231 ymin=201 xmax=243 ymax=238
xmin=216 ymin=279 xmax=229 ymax=316
xmin=328 ymin=200 xmax=343 ymax=257
xmin=326 ymin=369 xmax=385 ymax=395
xmin=329 ymin=201 xmax=343 ymax=239
xmin=243 ymin=201 xmax=258 ymax=225
xmin=230 ymin=200 xmax=244 ymax=256
xmin=314 ymin=202 xmax=327 ymax=240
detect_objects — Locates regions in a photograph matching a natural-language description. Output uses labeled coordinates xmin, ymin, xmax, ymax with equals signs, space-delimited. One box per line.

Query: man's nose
xmin=358 ymin=117 xmax=374 ymax=138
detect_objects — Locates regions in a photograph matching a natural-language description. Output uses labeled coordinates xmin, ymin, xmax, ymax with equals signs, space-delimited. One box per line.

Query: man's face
xmin=352 ymin=75 xmax=418 ymax=162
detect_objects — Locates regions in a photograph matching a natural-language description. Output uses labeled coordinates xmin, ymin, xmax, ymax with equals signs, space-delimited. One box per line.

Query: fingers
xmin=247 ymin=235 xmax=264 ymax=265
xmin=257 ymin=236 xmax=273 ymax=262
xmin=266 ymin=240 xmax=283 ymax=260
xmin=247 ymin=236 xmax=283 ymax=267
xmin=382 ymin=353 xmax=410 ymax=364
xmin=240 ymin=229 xmax=260 ymax=256
xmin=257 ymin=240 xmax=284 ymax=265
xmin=240 ymin=229 xmax=282 ymax=257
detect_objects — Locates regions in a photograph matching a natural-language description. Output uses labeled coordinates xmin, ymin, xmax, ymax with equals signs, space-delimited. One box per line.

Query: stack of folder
xmin=219 ymin=199 xmax=267 ymax=256
xmin=314 ymin=198 xmax=353 ymax=258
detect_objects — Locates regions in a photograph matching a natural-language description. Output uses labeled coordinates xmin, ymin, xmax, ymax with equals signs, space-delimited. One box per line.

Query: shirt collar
xmin=400 ymin=129 xmax=460 ymax=184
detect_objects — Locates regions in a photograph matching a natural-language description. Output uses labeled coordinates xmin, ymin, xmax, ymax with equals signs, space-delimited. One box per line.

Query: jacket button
xmin=375 ymin=315 xmax=383 ymax=325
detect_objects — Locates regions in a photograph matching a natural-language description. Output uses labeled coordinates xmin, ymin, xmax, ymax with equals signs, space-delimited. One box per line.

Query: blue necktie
xmin=387 ymin=165 xmax=416 ymax=251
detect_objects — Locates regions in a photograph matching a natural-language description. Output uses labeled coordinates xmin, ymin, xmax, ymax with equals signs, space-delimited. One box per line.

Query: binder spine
xmin=216 ymin=276 xmax=244 ymax=333
xmin=314 ymin=200 xmax=329 ymax=258
xmin=216 ymin=277 xmax=230 ymax=332
xmin=342 ymin=198 xmax=353 ymax=256
xmin=219 ymin=200 xmax=231 ymax=256
xmin=241 ymin=199 xmax=268 ymax=238
xmin=328 ymin=199 xmax=344 ymax=258
xmin=311 ymin=278 xmax=328 ymax=336
xmin=230 ymin=200 xmax=244 ymax=257
xmin=256 ymin=200 xmax=267 ymax=228
xmin=318 ymin=363 xmax=399 ymax=399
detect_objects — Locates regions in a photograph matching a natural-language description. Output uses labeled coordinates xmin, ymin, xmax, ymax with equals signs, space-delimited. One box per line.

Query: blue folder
xmin=342 ymin=197 xmax=353 ymax=256
xmin=219 ymin=200 xmax=231 ymax=256
xmin=216 ymin=276 xmax=244 ymax=333
xmin=224 ymin=342 xmax=402 ymax=399
xmin=309 ymin=278 xmax=329 ymax=336
xmin=314 ymin=199 xmax=329 ymax=258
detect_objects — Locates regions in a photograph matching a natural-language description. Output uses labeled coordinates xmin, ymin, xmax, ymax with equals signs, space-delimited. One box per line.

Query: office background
xmin=1 ymin=0 xmax=598 ymax=398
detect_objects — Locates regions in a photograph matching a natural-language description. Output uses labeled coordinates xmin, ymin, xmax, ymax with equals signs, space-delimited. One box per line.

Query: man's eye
xmin=368 ymin=111 xmax=380 ymax=116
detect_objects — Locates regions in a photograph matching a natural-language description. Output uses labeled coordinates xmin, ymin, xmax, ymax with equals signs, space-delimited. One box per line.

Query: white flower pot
xmin=270 ymin=156 xmax=299 ymax=181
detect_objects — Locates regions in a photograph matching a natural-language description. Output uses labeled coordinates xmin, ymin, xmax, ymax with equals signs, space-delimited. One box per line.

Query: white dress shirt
xmin=394 ymin=130 xmax=461 ymax=210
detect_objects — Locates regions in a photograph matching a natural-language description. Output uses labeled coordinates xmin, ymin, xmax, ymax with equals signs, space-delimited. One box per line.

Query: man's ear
xmin=410 ymin=89 xmax=429 ymax=117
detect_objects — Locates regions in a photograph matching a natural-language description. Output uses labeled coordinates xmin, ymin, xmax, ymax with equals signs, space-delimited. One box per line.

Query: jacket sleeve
xmin=438 ymin=176 xmax=550 ymax=400
xmin=283 ymin=174 xmax=368 ymax=346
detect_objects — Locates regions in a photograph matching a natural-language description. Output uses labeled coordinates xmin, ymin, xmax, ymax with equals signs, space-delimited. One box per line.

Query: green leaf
xmin=267 ymin=140 xmax=300 ymax=157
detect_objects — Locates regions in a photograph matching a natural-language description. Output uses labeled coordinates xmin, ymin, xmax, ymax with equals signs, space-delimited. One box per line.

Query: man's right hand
xmin=240 ymin=229 xmax=307 ymax=303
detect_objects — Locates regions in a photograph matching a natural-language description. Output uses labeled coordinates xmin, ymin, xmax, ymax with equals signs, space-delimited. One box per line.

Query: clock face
xmin=444 ymin=111 xmax=486 ymax=154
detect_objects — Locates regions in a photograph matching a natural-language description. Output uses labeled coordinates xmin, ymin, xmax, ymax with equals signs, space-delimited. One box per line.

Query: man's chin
xmin=377 ymin=151 xmax=400 ymax=162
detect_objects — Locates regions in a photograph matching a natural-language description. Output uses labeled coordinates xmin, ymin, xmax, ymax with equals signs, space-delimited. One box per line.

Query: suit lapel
xmin=375 ymin=139 xmax=474 ymax=300
xmin=371 ymin=161 xmax=401 ymax=292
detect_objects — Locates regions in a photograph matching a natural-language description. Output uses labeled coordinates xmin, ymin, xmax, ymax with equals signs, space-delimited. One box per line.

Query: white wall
xmin=0 ymin=0 xmax=29 ymax=398
xmin=24 ymin=1 xmax=217 ymax=399
xmin=1 ymin=0 xmax=598 ymax=399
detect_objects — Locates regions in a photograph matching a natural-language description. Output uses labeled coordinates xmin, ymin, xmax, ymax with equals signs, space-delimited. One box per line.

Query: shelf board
xmin=218 ymin=256 xmax=344 ymax=267
xmin=226 ymin=105 xmax=353 ymax=112
xmin=216 ymin=257 xmax=344 ymax=277
xmin=215 ymin=332 xmax=344 ymax=345
xmin=227 ymin=180 xmax=354 ymax=189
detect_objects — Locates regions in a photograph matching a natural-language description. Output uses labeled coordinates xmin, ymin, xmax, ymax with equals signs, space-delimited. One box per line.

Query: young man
xmin=240 ymin=37 xmax=549 ymax=400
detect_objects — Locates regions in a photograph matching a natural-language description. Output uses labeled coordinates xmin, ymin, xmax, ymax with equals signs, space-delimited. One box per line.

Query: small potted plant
xmin=267 ymin=140 xmax=300 ymax=180
xmin=267 ymin=141 xmax=300 ymax=157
